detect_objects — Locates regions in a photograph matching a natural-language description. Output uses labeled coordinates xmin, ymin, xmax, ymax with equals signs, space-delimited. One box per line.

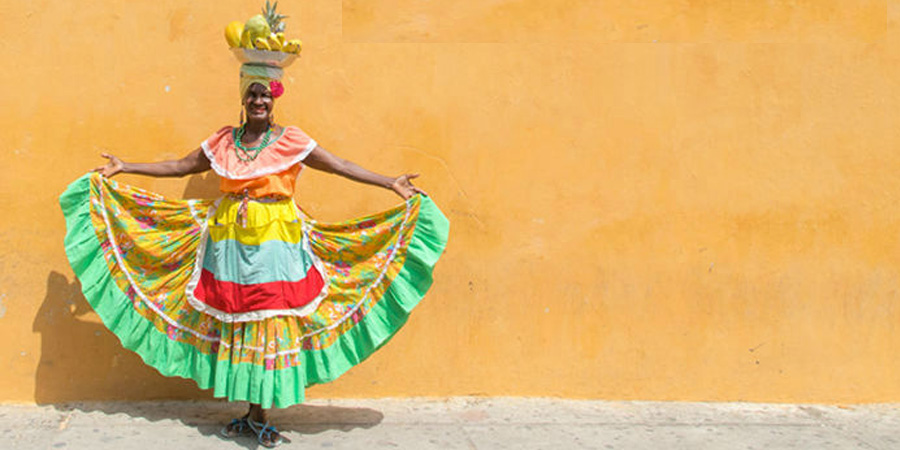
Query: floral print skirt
xmin=60 ymin=173 xmax=449 ymax=408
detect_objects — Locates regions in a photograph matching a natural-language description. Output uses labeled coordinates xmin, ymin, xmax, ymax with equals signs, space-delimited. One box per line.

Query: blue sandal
xmin=220 ymin=415 xmax=252 ymax=438
xmin=249 ymin=419 xmax=288 ymax=448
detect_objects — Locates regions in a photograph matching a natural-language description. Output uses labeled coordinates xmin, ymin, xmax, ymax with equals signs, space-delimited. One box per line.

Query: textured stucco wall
xmin=1 ymin=1 xmax=899 ymax=403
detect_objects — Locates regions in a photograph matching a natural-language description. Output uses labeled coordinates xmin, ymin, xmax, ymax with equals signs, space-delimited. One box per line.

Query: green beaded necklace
xmin=233 ymin=124 xmax=275 ymax=162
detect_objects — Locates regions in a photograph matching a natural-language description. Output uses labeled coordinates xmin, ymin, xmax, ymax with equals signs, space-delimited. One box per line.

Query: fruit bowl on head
xmin=231 ymin=47 xmax=298 ymax=69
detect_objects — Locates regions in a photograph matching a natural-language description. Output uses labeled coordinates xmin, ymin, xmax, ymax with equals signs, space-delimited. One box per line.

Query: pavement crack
xmin=799 ymin=406 xmax=882 ymax=450
xmin=460 ymin=425 xmax=478 ymax=450
xmin=58 ymin=413 xmax=73 ymax=431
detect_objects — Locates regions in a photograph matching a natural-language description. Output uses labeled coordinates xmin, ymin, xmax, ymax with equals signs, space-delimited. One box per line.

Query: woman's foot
xmin=245 ymin=403 xmax=290 ymax=447
xmin=248 ymin=419 xmax=287 ymax=448
xmin=219 ymin=414 xmax=252 ymax=438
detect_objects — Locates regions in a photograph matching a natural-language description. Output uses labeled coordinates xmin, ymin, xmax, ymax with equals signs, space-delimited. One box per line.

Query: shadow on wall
xmin=37 ymin=173 xmax=384 ymax=435
xmin=33 ymin=271 xmax=206 ymax=404
xmin=34 ymin=173 xmax=223 ymax=404
xmin=181 ymin=171 xmax=222 ymax=199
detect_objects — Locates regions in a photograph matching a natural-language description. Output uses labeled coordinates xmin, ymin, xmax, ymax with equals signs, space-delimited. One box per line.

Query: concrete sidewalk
xmin=0 ymin=398 xmax=897 ymax=449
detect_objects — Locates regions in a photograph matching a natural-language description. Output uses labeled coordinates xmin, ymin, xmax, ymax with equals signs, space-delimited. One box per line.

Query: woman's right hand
xmin=93 ymin=153 xmax=125 ymax=178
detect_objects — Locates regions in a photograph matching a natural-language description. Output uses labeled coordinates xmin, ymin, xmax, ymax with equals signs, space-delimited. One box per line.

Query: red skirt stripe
xmin=193 ymin=265 xmax=325 ymax=314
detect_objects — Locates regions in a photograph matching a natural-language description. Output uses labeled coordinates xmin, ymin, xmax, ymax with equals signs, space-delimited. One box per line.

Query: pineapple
xmin=262 ymin=0 xmax=288 ymax=34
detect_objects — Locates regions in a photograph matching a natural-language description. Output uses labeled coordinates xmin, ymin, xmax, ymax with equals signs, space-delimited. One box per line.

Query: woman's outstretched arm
xmin=302 ymin=145 xmax=426 ymax=200
xmin=94 ymin=148 xmax=211 ymax=178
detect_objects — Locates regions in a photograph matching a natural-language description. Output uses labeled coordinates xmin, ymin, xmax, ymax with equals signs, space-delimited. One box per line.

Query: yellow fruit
xmin=254 ymin=37 xmax=271 ymax=51
xmin=267 ymin=34 xmax=283 ymax=51
xmin=240 ymin=29 xmax=253 ymax=48
xmin=283 ymin=39 xmax=302 ymax=54
xmin=224 ymin=21 xmax=244 ymax=48
xmin=275 ymin=32 xmax=286 ymax=47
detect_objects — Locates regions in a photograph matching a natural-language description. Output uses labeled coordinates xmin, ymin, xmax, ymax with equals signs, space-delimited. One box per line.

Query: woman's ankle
xmin=248 ymin=404 xmax=268 ymax=423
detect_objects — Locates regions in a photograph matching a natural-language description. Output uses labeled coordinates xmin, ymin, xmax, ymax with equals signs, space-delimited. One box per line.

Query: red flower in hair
xmin=269 ymin=80 xmax=284 ymax=98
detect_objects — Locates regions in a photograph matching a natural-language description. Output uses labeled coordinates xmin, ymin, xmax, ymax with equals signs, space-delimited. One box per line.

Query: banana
xmin=241 ymin=29 xmax=253 ymax=48
xmin=283 ymin=39 xmax=302 ymax=54
xmin=267 ymin=34 xmax=283 ymax=51
xmin=254 ymin=37 xmax=271 ymax=51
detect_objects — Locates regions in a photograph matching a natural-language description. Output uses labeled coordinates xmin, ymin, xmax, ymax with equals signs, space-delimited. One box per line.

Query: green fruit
xmin=243 ymin=14 xmax=271 ymax=45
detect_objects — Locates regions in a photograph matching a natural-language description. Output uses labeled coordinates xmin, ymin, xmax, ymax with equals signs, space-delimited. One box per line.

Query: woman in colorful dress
xmin=60 ymin=56 xmax=448 ymax=447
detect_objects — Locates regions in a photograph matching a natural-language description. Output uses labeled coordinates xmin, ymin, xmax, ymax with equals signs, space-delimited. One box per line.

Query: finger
xmin=101 ymin=153 xmax=112 ymax=159
xmin=414 ymin=187 xmax=429 ymax=197
xmin=407 ymin=173 xmax=421 ymax=180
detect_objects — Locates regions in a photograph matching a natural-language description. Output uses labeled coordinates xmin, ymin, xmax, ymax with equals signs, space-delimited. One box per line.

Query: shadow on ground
xmin=49 ymin=401 xmax=384 ymax=449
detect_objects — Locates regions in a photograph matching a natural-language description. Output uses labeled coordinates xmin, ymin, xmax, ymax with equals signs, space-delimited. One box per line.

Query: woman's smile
xmin=243 ymin=83 xmax=274 ymax=121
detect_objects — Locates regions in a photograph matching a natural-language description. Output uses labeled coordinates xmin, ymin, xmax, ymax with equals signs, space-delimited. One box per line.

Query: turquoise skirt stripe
xmin=202 ymin=238 xmax=316 ymax=284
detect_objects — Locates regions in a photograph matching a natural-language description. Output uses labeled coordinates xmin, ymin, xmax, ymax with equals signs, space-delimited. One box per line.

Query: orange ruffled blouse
xmin=201 ymin=126 xmax=318 ymax=198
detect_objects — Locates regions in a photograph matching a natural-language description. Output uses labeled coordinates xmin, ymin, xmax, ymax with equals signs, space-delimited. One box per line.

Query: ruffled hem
xmin=60 ymin=174 xmax=449 ymax=408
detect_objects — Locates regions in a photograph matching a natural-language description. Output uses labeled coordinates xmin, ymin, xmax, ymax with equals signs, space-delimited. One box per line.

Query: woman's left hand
xmin=390 ymin=173 xmax=427 ymax=200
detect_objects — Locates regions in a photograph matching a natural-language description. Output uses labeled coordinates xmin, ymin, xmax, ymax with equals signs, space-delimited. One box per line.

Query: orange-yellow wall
xmin=2 ymin=1 xmax=899 ymax=404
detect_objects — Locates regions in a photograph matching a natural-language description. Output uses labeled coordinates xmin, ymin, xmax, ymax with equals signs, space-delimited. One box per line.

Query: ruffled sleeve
xmin=201 ymin=126 xmax=317 ymax=180
xmin=200 ymin=126 xmax=234 ymax=164
xmin=280 ymin=126 xmax=317 ymax=163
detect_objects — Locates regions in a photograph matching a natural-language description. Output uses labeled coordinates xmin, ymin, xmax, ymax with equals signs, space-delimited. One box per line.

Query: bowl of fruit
xmin=225 ymin=1 xmax=302 ymax=68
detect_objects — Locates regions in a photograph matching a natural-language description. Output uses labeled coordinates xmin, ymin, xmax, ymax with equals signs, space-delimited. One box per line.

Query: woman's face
xmin=243 ymin=83 xmax=273 ymax=123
